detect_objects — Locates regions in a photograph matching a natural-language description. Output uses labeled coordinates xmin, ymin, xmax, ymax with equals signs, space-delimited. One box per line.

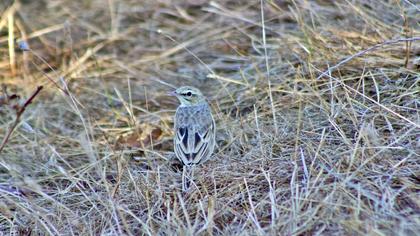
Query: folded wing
xmin=174 ymin=117 xmax=215 ymax=166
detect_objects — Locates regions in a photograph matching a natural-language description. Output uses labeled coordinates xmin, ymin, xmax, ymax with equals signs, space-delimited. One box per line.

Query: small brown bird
xmin=170 ymin=86 xmax=216 ymax=191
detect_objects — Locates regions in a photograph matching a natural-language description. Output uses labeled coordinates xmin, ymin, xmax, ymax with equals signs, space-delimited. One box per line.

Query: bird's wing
xmin=174 ymin=115 xmax=215 ymax=166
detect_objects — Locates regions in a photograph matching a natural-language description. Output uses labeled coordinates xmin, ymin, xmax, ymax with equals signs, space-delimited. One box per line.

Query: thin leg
xmin=182 ymin=166 xmax=193 ymax=192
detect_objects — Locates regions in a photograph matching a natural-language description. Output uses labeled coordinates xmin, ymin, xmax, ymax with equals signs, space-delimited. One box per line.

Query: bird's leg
xmin=182 ymin=166 xmax=194 ymax=192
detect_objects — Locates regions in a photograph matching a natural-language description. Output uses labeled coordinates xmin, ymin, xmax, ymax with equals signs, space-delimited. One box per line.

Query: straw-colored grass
xmin=0 ymin=0 xmax=419 ymax=235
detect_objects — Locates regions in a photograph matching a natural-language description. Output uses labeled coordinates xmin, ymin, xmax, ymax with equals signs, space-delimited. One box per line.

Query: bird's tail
xmin=182 ymin=166 xmax=194 ymax=192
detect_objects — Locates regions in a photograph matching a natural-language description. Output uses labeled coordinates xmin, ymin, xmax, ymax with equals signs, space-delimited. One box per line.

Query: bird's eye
xmin=186 ymin=92 xmax=192 ymax=96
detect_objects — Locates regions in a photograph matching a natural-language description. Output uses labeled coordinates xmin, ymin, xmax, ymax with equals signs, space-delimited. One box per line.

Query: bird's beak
xmin=168 ymin=90 xmax=177 ymax=96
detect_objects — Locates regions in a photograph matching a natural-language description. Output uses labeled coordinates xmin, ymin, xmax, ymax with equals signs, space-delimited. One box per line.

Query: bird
xmin=170 ymin=86 xmax=216 ymax=191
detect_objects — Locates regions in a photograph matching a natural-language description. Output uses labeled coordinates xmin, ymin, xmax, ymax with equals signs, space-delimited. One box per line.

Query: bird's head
xmin=170 ymin=86 xmax=206 ymax=106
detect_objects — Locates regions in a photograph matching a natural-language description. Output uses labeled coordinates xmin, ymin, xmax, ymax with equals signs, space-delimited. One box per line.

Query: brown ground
xmin=0 ymin=0 xmax=419 ymax=235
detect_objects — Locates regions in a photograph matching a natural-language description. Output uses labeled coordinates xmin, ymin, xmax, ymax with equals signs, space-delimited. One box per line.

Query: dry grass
xmin=0 ymin=0 xmax=419 ymax=235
